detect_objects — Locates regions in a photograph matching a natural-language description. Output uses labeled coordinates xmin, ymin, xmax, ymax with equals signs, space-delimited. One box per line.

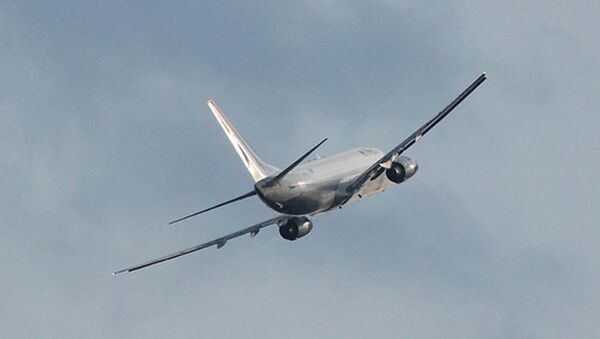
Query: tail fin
xmin=207 ymin=100 xmax=279 ymax=182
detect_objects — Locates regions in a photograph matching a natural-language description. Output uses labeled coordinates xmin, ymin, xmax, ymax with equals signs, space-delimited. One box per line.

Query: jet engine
xmin=278 ymin=217 xmax=313 ymax=241
xmin=385 ymin=156 xmax=419 ymax=184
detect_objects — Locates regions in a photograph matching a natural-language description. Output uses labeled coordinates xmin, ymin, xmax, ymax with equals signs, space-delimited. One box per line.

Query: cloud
xmin=1 ymin=1 xmax=599 ymax=338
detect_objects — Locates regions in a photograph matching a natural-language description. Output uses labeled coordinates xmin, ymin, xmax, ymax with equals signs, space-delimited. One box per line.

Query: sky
xmin=1 ymin=1 xmax=599 ymax=338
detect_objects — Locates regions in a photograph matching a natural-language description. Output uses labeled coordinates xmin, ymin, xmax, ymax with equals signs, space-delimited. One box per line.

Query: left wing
xmin=113 ymin=215 xmax=288 ymax=275
xmin=346 ymin=73 xmax=487 ymax=193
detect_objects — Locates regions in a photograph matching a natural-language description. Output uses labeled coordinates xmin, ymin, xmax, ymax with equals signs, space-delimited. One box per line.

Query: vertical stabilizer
xmin=207 ymin=100 xmax=279 ymax=182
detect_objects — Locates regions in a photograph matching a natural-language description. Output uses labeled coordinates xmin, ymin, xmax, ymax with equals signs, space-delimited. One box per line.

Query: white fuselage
xmin=254 ymin=148 xmax=393 ymax=215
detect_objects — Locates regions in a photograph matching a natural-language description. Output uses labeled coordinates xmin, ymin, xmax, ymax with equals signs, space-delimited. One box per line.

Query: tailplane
xmin=207 ymin=100 xmax=279 ymax=182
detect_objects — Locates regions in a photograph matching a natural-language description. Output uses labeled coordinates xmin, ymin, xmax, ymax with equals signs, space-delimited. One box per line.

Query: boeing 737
xmin=113 ymin=73 xmax=487 ymax=275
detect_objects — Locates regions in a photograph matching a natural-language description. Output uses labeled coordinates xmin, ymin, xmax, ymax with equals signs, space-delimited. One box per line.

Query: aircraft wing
xmin=113 ymin=215 xmax=288 ymax=275
xmin=346 ymin=73 xmax=487 ymax=193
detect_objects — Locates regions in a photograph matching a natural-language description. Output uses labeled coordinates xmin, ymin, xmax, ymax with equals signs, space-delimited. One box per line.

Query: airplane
xmin=113 ymin=72 xmax=487 ymax=275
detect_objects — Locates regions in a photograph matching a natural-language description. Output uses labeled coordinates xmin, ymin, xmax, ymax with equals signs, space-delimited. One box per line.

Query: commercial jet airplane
xmin=113 ymin=73 xmax=487 ymax=275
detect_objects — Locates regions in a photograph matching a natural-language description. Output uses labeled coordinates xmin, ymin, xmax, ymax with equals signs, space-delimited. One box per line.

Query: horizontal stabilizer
xmin=264 ymin=138 xmax=328 ymax=186
xmin=169 ymin=190 xmax=257 ymax=225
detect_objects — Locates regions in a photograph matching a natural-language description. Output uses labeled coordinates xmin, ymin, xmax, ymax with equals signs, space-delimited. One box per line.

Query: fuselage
xmin=255 ymin=148 xmax=394 ymax=215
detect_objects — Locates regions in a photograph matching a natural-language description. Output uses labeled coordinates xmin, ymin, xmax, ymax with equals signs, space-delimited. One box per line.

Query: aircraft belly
xmin=256 ymin=181 xmax=338 ymax=215
xmin=345 ymin=173 xmax=391 ymax=204
xmin=280 ymin=192 xmax=335 ymax=215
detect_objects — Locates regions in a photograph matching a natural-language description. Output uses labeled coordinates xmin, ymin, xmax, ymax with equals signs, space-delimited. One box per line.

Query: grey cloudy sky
xmin=1 ymin=1 xmax=599 ymax=338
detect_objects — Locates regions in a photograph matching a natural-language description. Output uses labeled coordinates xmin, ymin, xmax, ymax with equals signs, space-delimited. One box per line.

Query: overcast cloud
xmin=1 ymin=1 xmax=599 ymax=338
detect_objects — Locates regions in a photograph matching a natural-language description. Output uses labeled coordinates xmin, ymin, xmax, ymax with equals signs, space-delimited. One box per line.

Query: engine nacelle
xmin=385 ymin=156 xmax=419 ymax=183
xmin=278 ymin=217 xmax=313 ymax=241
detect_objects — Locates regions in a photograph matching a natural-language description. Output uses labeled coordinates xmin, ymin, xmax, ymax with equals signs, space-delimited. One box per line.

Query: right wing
xmin=113 ymin=215 xmax=288 ymax=275
xmin=346 ymin=73 xmax=487 ymax=193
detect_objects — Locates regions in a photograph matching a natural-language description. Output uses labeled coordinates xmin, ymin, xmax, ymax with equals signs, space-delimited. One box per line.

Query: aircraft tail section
xmin=207 ymin=99 xmax=279 ymax=182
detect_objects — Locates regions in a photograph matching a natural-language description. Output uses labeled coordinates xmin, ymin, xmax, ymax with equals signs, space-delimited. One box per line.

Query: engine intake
xmin=385 ymin=156 xmax=418 ymax=183
xmin=278 ymin=217 xmax=313 ymax=241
